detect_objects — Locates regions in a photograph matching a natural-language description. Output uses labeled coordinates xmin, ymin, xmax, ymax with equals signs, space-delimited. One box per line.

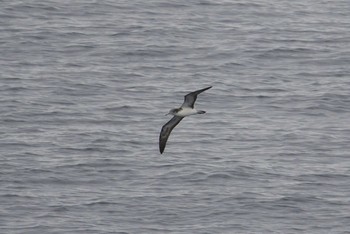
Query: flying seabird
xmin=159 ymin=86 xmax=212 ymax=154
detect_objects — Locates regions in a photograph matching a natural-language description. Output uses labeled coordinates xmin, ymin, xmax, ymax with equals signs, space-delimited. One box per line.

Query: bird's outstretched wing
xmin=181 ymin=86 xmax=212 ymax=108
xmin=159 ymin=116 xmax=184 ymax=154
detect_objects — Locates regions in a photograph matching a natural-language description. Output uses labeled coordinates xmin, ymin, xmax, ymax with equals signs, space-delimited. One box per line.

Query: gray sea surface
xmin=1 ymin=0 xmax=350 ymax=233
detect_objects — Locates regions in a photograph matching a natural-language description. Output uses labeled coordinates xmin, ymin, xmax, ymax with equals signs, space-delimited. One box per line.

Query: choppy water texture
xmin=1 ymin=0 xmax=350 ymax=233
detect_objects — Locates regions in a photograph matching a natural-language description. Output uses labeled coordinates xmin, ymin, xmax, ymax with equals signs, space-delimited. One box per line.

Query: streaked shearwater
xmin=159 ymin=86 xmax=212 ymax=154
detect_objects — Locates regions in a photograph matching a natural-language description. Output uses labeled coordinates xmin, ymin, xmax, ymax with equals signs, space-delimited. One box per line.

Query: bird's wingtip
xmin=159 ymin=146 xmax=165 ymax=154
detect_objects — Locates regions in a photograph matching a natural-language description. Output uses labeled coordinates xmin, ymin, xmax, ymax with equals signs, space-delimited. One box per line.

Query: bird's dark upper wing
xmin=181 ymin=86 xmax=212 ymax=108
xmin=159 ymin=116 xmax=184 ymax=154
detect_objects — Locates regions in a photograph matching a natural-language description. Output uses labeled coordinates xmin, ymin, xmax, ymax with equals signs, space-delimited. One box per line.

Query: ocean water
xmin=1 ymin=0 xmax=350 ymax=233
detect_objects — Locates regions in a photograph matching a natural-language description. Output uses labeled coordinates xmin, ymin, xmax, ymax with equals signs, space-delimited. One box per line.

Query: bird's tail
xmin=197 ymin=110 xmax=206 ymax=114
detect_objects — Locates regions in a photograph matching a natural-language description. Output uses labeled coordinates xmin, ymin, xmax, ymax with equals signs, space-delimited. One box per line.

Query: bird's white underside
xmin=174 ymin=107 xmax=199 ymax=117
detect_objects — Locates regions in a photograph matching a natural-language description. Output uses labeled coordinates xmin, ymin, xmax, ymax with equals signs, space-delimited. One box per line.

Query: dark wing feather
xmin=159 ymin=116 xmax=184 ymax=154
xmin=181 ymin=86 xmax=212 ymax=108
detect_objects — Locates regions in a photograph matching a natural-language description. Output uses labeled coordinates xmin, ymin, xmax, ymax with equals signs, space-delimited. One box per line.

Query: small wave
xmin=104 ymin=105 xmax=133 ymax=111
xmin=0 ymin=193 xmax=35 ymax=199
xmin=277 ymin=195 xmax=324 ymax=204
xmin=206 ymin=173 xmax=233 ymax=180
xmin=84 ymin=201 xmax=117 ymax=207
xmin=50 ymin=206 xmax=69 ymax=212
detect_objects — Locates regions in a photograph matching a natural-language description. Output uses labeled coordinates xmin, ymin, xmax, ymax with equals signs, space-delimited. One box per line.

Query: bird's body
xmin=171 ymin=107 xmax=202 ymax=117
xmin=159 ymin=86 xmax=212 ymax=154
